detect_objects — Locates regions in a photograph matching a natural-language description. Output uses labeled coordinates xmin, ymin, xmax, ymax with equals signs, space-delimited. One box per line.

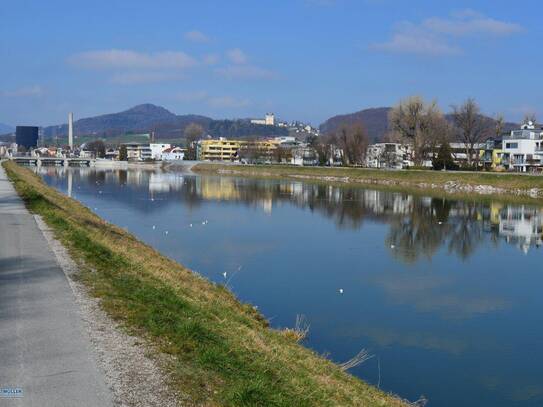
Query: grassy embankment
xmin=3 ymin=161 xmax=406 ymax=407
xmin=193 ymin=163 xmax=543 ymax=202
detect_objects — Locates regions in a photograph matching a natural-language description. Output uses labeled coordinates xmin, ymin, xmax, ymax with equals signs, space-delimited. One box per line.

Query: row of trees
xmin=315 ymin=96 xmax=519 ymax=168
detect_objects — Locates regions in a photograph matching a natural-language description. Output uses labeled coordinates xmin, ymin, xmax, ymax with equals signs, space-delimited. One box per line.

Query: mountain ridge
xmin=319 ymin=107 xmax=519 ymax=141
xmin=43 ymin=103 xmax=287 ymax=139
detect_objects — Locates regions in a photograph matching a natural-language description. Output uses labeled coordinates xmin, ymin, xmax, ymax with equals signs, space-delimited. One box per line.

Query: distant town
xmin=2 ymin=97 xmax=543 ymax=174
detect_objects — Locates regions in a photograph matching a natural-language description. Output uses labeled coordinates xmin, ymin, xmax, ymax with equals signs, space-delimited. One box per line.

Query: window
xmin=506 ymin=143 xmax=518 ymax=149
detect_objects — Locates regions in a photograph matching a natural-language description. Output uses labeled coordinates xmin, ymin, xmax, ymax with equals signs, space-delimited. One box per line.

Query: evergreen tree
xmin=432 ymin=142 xmax=456 ymax=170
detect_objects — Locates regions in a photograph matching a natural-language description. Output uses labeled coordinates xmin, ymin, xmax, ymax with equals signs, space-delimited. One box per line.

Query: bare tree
xmin=451 ymin=98 xmax=488 ymax=167
xmin=184 ymin=123 xmax=204 ymax=143
xmin=389 ymin=96 xmax=445 ymax=165
xmin=273 ymin=145 xmax=291 ymax=164
xmin=184 ymin=123 xmax=204 ymax=160
xmin=523 ymin=113 xmax=537 ymax=125
xmin=86 ymin=140 xmax=106 ymax=158
xmin=494 ymin=113 xmax=505 ymax=138
xmin=333 ymin=124 xmax=368 ymax=166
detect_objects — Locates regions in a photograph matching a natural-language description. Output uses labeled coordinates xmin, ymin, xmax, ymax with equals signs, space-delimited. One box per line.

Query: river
xmin=38 ymin=166 xmax=543 ymax=407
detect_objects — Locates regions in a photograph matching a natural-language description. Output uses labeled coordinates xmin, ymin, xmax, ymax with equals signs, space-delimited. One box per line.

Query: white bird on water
xmin=222 ymin=272 xmax=227 ymax=278
xmin=152 ymin=225 xmax=156 ymax=230
xmin=189 ymin=223 xmax=193 ymax=228
xmin=339 ymin=288 xmax=344 ymax=294
xmin=164 ymin=230 xmax=169 ymax=235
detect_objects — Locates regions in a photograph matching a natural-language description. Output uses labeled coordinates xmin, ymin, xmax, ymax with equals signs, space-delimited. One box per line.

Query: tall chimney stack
xmin=68 ymin=112 xmax=74 ymax=150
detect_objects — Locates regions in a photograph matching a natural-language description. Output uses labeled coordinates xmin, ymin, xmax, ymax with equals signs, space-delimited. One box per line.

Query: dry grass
xmin=281 ymin=314 xmax=310 ymax=342
xmin=3 ymin=161 xmax=408 ymax=407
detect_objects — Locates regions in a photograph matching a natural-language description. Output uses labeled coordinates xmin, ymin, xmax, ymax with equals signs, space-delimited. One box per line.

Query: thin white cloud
xmin=372 ymin=10 xmax=522 ymax=56
xmin=215 ymin=65 xmax=277 ymax=80
xmin=185 ymin=30 xmax=210 ymax=43
xmin=423 ymin=12 xmax=522 ymax=37
xmin=110 ymin=72 xmax=185 ymax=85
xmin=68 ymin=49 xmax=197 ymax=70
xmin=226 ymin=48 xmax=248 ymax=64
xmin=2 ymin=85 xmax=44 ymax=97
xmin=371 ymin=23 xmax=461 ymax=56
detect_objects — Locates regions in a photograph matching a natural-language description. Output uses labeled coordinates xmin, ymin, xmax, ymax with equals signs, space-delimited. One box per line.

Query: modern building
xmin=15 ymin=126 xmax=39 ymax=149
xmin=150 ymin=143 xmax=171 ymax=160
xmin=366 ymin=143 xmax=412 ymax=169
xmin=162 ymin=146 xmax=186 ymax=161
xmin=501 ymin=121 xmax=543 ymax=172
xmin=122 ymin=143 xmax=152 ymax=161
xmin=290 ymin=147 xmax=318 ymax=166
xmin=480 ymin=139 xmax=504 ymax=169
xmin=197 ymin=139 xmax=244 ymax=161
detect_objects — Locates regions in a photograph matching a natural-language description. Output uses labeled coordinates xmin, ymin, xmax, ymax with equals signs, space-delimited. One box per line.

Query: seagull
xmin=189 ymin=223 xmax=193 ymax=227
xmin=202 ymin=221 xmax=206 ymax=225
xmin=152 ymin=225 xmax=156 ymax=230
xmin=339 ymin=288 xmax=344 ymax=294
xmin=222 ymin=272 xmax=227 ymax=278
xmin=164 ymin=230 xmax=169 ymax=235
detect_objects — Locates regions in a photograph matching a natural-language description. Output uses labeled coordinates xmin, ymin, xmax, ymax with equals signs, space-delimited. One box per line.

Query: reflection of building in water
xmin=496 ymin=205 xmax=543 ymax=253
xmin=198 ymin=177 xmax=241 ymax=201
xmin=362 ymin=190 xmax=413 ymax=216
xmin=39 ymin=166 xmax=543 ymax=257
xmin=149 ymin=173 xmax=184 ymax=193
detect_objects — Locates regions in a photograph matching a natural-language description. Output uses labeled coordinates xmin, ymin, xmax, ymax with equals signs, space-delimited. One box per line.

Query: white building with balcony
xmin=123 ymin=143 xmax=152 ymax=161
xmin=501 ymin=122 xmax=543 ymax=172
xmin=150 ymin=143 xmax=171 ymax=160
xmin=366 ymin=143 xmax=413 ymax=169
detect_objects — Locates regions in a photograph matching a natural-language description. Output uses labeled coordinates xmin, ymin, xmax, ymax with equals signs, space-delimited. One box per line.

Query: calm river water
xmin=38 ymin=166 xmax=543 ymax=407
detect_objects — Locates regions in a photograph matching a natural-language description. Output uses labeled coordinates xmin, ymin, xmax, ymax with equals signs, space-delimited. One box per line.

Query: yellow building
xmin=197 ymin=138 xmax=280 ymax=161
xmin=198 ymin=139 xmax=244 ymax=161
xmin=480 ymin=144 xmax=505 ymax=170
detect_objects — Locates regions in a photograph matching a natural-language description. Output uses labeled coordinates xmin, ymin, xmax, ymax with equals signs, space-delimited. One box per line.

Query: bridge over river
xmin=10 ymin=157 xmax=95 ymax=167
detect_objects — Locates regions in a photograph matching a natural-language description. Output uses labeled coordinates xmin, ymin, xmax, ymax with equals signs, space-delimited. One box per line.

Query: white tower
xmin=68 ymin=112 xmax=74 ymax=150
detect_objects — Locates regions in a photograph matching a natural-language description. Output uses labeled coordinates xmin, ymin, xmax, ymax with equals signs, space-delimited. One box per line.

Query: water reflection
xmin=37 ymin=166 xmax=543 ymax=407
xmin=41 ymin=167 xmax=543 ymax=260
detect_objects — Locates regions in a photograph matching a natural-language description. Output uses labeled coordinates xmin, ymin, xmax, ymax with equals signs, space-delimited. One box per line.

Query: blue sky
xmin=1 ymin=0 xmax=541 ymax=127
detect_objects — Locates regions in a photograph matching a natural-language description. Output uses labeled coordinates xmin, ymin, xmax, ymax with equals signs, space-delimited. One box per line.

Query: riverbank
xmin=192 ymin=163 xmax=543 ymax=200
xmin=2 ymin=161 xmax=408 ymax=407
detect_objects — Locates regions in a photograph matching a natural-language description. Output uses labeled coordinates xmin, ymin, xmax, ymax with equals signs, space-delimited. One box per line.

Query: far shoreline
xmin=192 ymin=163 xmax=543 ymax=204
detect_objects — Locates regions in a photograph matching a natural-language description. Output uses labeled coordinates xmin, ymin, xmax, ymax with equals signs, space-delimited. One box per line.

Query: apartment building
xmin=123 ymin=143 xmax=152 ymax=161
xmin=197 ymin=139 xmax=244 ymax=161
xmin=501 ymin=122 xmax=543 ymax=172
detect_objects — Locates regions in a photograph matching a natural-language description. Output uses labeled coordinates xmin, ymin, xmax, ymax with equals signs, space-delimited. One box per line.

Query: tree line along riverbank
xmin=2 ymin=161 xmax=409 ymax=407
xmin=192 ymin=163 xmax=543 ymax=201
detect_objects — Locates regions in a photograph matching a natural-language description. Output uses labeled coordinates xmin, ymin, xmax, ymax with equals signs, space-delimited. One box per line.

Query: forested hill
xmin=42 ymin=103 xmax=287 ymax=140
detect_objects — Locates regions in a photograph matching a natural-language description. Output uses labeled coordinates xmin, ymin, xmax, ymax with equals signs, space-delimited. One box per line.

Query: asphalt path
xmin=0 ymin=164 xmax=112 ymax=407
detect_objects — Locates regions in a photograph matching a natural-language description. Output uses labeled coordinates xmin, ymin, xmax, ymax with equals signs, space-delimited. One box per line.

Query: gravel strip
xmin=34 ymin=214 xmax=183 ymax=407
